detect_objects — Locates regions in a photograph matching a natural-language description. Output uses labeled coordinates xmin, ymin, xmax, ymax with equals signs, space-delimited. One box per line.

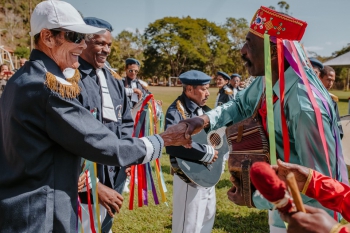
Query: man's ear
xmin=271 ymin=44 xmax=278 ymax=59
xmin=40 ymin=29 xmax=56 ymax=48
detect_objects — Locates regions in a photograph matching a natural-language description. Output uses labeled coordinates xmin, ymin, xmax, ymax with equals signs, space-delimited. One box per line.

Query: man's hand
xmin=208 ymin=150 xmax=219 ymax=164
xmin=280 ymin=205 xmax=337 ymax=233
xmin=179 ymin=115 xmax=208 ymax=139
xmin=133 ymin=88 xmax=143 ymax=100
xmin=78 ymin=173 xmax=87 ymax=192
xmin=227 ymin=175 xmax=246 ymax=206
xmin=98 ymin=183 xmax=124 ymax=217
xmin=272 ymin=159 xmax=310 ymax=192
xmin=156 ymin=100 xmax=163 ymax=106
xmin=160 ymin=123 xmax=192 ymax=147
xmin=125 ymin=167 xmax=131 ymax=176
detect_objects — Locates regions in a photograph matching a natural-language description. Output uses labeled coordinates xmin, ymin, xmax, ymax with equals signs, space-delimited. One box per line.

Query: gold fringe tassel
xmin=45 ymin=69 xmax=81 ymax=98
xmin=106 ymin=67 xmax=122 ymax=80
xmin=176 ymin=100 xmax=186 ymax=119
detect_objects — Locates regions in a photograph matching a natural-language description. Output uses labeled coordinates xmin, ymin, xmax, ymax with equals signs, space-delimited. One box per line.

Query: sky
xmin=66 ymin=0 xmax=350 ymax=57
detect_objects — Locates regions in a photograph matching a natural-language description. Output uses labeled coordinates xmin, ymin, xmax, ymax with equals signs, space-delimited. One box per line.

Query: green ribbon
xmin=264 ymin=34 xmax=277 ymax=165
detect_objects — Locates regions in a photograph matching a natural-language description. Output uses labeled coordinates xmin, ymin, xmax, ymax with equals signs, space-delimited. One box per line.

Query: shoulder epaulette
xmin=45 ymin=69 xmax=80 ymax=98
xmin=224 ymin=86 xmax=233 ymax=95
xmin=105 ymin=66 xmax=122 ymax=80
xmin=329 ymin=93 xmax=339 ymax=102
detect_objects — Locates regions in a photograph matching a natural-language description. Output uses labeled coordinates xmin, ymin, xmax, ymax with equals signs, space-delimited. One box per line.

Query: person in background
xmin=214 ymin=71 xmax=233 ymax=107
xmin=122 ymin=58 xmax=149 ymax=108
xmin=0 ymin=64 xmax=14 ymax=97
xmin=165 ymin=70 xmax=218 ymax=233
xmin=320 ymin=65 xmax=336 ymax=90
xmin=229 ymin=73 xmax=242 ymax=99
xmin=19 ymin=58 xmax=27 ymax=67
xmin=309 ymin=57 xmax=323 ymax=79
xmin=310 ymin=60 xmax=343 ymax=139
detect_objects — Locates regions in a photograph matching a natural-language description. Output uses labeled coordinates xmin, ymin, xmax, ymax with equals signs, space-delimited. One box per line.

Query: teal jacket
xmin=205 ymin=67 xmax=347 ymax=228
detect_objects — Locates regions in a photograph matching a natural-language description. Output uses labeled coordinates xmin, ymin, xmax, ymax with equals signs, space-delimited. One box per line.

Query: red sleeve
xmin=305 ymin=171 xmax=350 ymax=222
xmin=339 ymin=226 xmax=350 ymax=233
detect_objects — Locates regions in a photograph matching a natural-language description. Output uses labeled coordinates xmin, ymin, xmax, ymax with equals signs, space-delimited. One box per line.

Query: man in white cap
xmin=0 ymin=1 xmax=190 ymax=232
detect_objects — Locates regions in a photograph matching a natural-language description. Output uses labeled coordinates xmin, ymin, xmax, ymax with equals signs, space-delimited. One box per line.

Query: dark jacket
xmin=216 ymin=85 xmax=233 ymax=106
xmin=122 ymin=76 xmax=149 ymax=108
xmin=78 ymin=58 xmax=134 ymax=202
xmin=0 ymin=50 xmax=147 ymax=232
xmin=165 ymin=93 xmax=209 ymax=161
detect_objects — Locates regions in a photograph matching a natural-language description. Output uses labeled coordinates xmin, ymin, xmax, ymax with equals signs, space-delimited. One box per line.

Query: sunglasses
xmin=51 ymin=28 xmax=86 ymax=44
xmin=128 ymin=69 xmax=139 ymax=74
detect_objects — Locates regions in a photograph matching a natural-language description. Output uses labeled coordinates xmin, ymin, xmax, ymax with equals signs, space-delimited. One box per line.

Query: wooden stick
xmin=286 ymin=172 xmax=306 ymax=213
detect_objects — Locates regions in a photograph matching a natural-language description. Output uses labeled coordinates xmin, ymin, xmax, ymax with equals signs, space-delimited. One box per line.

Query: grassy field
xmin=112 ymin=86 xmax=269 ymax=233
xmin=112 ymin=87 xmax=350 ymax=233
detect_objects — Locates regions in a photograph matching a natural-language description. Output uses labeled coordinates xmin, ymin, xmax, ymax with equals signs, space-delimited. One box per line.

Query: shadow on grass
xmin=161 ymin=164 xmax=171 ymax=174
xmin=214 ymin=210 xmax=268 ymax=233
xmin=216 ymin=179 xmax=232 ymax=189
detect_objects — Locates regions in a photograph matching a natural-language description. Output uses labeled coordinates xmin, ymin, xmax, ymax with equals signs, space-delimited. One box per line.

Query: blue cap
xmin=309 ymin=57 xmax=324 ymax=70
xmin=125 ymin=58 xmax=140 ymax=66
xmin=179 ymin=70 xmax=211 ymax=85
xmin=230 ymin=73 xmax=241 ymax=79
xmin=217 ymin=71 xmax=231 ymax=80
xmin=83 ymin=17 xmax=113 ymax=32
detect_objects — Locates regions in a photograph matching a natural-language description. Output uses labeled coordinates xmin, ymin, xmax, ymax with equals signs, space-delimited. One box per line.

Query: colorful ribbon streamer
xmin=264 ymin=34 xmax=277 ymax=165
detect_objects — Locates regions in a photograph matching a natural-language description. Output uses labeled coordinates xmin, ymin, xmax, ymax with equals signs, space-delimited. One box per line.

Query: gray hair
xmin=182 ymin=84 xmax=198 ymax=92
xmin=85 ymin=34 xmax=95 ymax=42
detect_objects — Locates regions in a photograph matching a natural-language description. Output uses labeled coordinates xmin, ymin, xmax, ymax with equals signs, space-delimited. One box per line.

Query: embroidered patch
xmin=116 ymin=105 xmax=123 ymax=121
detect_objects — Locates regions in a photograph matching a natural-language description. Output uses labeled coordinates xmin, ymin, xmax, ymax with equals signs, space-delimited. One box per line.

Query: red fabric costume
xmin=304 ymin=170 xmax=350 ymax=222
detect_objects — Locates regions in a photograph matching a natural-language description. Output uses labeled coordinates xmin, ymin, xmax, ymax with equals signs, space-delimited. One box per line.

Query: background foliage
xmin=1 ymin=1 xmax=349 ymax=84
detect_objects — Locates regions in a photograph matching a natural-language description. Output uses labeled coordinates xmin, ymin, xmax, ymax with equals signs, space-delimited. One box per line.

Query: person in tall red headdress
xmin=171 ymin=6 xmax=347 ymax=233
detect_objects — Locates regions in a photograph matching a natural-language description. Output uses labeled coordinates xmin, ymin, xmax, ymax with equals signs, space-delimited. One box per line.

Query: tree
xmin=224 ymin=17 xmax=249 ymax=78
xmin=142 ymin=16 xmax=230 ymax=79
xmin=107 ymin=29 xmax=146 ymax=76
xmin=278 ymin=1 xmax=290 ymax=14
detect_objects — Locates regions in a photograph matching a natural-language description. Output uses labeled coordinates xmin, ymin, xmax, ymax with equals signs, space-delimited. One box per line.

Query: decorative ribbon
xmin=264 ymin=34 xmax=277 ymax=165
xmin=85 ymin=170 xmax=96 ymax=233
xmin=129 ymin=94 xmax=167 ymax=210
xmin=277 ymin=38 xmax=291 ymax=163
xmin=289 ymin=41 xmax=332 ymax=178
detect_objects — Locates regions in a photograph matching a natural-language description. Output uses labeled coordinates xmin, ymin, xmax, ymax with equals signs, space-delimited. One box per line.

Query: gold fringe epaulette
xmin=224 ymin=87 xmax=233 ymax=95
xmin=45 ymin=69 xmax=81 ymax=98
xmin=106 ymin=67 xmax=122 ymax=80
xmin=176 ymin=100 xmax=186 ymax=119
xmin=329 ymin=93 xmax=339 ymax=102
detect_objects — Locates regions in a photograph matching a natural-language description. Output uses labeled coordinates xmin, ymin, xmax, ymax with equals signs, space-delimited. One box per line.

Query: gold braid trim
xmin=329 ymin=93 xmax=339 ymax=102
xmin=225 ymin=87 xmax=233 ymax=95
xmin=301 ymin=169 xmax=313 ymax=195
xmin=45 ymin=69 xmax=81 ymax=98
xmin=106 ymin=67 xmax=122 ymax=80
xmin=176 ymin=100 xmax=186 ymax=119
xmin=329 ymin=223 xmax=344 ymax=233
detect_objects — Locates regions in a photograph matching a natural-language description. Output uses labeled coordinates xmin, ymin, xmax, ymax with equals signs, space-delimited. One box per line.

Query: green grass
xmin=111 ymin=87 xmax=350 ymax=232
xmin=112 ymin=155 xmax=268 ymax=233
xmin=112 ymin=86 xmax=268 ymax=233
xmin=329 ymin=90 xmax=350 ymax=116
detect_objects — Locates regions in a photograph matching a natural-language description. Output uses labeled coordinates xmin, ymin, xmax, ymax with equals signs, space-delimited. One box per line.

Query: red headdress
xmin=249 ymin=6 xmax=307 ymax=41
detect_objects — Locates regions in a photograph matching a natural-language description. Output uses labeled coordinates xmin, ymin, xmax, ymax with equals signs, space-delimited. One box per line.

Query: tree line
xmin=1 ymin=1 xmax=349 ymax=85
xmin=108 ymin=16 xmax=250 ymax=81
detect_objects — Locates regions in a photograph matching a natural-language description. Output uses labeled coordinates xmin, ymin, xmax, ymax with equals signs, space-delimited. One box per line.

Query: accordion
xmin=225 ymin=96 xmax=270 ymax=207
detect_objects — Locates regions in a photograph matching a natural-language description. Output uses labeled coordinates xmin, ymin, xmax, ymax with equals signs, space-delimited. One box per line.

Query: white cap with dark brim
xmin=29 ymin=0 xmax=105 ymax=36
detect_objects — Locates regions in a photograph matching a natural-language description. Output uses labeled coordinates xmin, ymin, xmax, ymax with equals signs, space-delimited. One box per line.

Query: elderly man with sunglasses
xmin=0 ymin=1 xmax=190 ymax=232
